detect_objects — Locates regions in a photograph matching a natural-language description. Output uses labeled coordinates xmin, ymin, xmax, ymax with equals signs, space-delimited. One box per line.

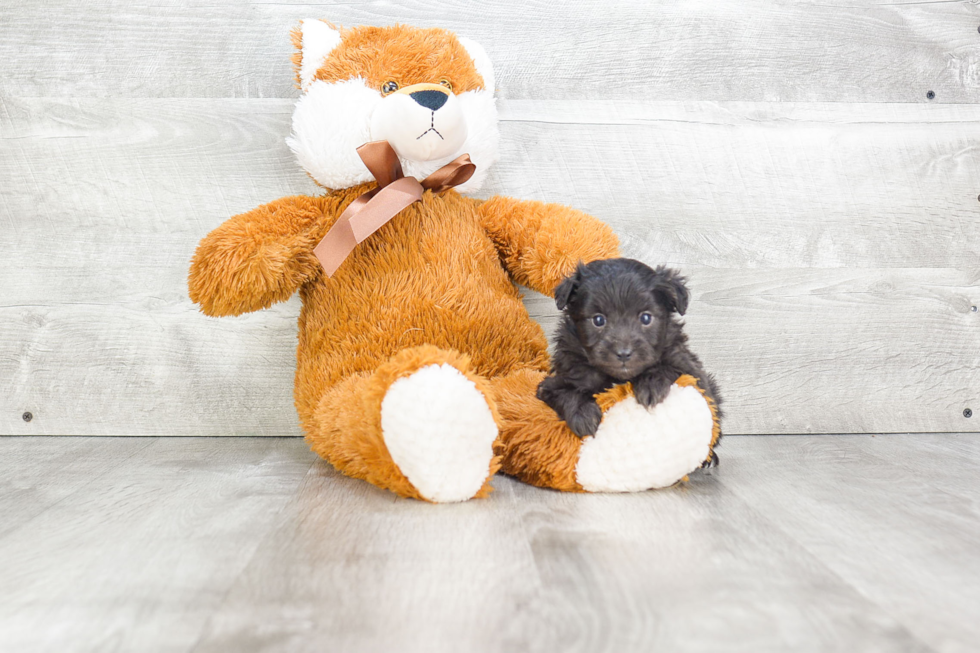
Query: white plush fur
xmin=380 ymin=364 xmax=499 ymax=503
xmin=575 ymin=385 xmax=715 ymax=492
xmin=287 ymin=28 xmax=499 ymax=194
xmin=287 ymin=78 xmax=380 ymax=191
xmin=457 ymin=37 xmax=495 ymax=92
xmin=400 ymin=89 xmax=497 ymax=192
xmin=298 ymin=20 xmax=342 ymax=91
xmin=370 ymin=89 xmax=468 ymax=162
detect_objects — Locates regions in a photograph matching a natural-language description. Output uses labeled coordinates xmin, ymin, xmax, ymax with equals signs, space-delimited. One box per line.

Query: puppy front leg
xmin=536 ymin=376 xmax=603 ymax=437
xmin=565 ymin=398 xmax=603 ymax=438
xmin=633 ymin=366 xmax=678 ymax=409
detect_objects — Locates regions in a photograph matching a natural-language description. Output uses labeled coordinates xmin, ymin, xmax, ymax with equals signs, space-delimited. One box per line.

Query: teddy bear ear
xmin=292 ymin=19 xmax=342 ymax=92
xmin=457 ymin=36 xmax=495 ymax=92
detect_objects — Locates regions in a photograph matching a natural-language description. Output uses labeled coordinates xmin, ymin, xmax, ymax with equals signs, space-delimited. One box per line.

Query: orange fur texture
xmin=311 ymin=345 xmax=503 ymax=501
xmin=292 ymin=23 xmax=487 ymax=93
xmin=190 ymin=22 xmax=716 ymax=501
xmin=189 ymin=181 xmax=619 ymax=499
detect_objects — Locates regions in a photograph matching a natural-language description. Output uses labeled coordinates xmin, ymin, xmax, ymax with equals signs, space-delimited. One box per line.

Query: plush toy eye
xmin=592 ymin=315 xmax=606 ymax=327
xmin=439 ymin=79 xmax=453 ymax=91
xmin=381 ymin=81 xmax=399 ymax=95
xmin=640 ymin=312 xmax=653 ymax=326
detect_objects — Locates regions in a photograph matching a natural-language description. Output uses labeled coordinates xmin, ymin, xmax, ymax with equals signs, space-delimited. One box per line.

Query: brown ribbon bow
xmin=313 ymin=141 xmax=476 ymax=277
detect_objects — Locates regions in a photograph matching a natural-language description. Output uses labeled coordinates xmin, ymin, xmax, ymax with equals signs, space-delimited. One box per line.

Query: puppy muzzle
xmin=591 ymin=341 xmax=655 ymax=381
xmin=370 ymin=83 xmax=468 ymax=162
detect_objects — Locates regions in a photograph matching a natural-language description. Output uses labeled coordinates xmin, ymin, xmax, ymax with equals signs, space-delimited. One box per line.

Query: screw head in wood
xmin=22 ymin=411 xmax=33 ymax=422
xmin=926 ymin=90 xmax=935 ymax=100
xmin=966 ymin=408 xmax=974 ymax=418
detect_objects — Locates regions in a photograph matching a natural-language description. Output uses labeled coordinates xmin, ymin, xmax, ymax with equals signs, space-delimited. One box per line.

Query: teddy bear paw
xmin=575 ymin=383 xmax=715 ymax=492
xmin=380 ymin=364 xmax=498 ymax=502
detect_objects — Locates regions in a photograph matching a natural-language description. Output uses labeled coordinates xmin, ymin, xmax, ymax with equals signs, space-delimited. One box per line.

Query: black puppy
xmin=536 ymin=258 xmax=722 ymax=442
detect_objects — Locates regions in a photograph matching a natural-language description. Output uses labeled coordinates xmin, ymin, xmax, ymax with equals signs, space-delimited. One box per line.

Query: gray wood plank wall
xmin=1 ymin=1 xmax=978 ymax=436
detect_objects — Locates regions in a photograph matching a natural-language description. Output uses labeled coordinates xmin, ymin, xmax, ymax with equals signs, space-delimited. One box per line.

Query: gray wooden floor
xmin=1 ymin=435 xmax=978 ymax=652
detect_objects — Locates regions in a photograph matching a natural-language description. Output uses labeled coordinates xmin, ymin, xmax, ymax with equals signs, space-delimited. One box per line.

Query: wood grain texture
xmin=719 ymin=435 xmax=980 ymax=653
xmin=4 ymin=434 xmax=979 ymax=652
xmin=525 ymin=266 xmax=980 ymax=435
xmin=0 ymin=436 xmax=152 ymax=538
xmin=497 ymin=100 xmax=980 ymax=268
xmin=2 ymin=98 xmax=978 ymax=435
xmin=2 ymin=268 xmax=975 ymax=436
xmin=3 ymin=98 xmax=979 ymax=278
xmin=0 ymin=97 xmax=314 ymax=437
xmin=194 ymin=460 xmax=543 ymax=653
xmin=0 ymin=437 xmax=315 ymax=653
xmin=0 ymin=1 xmax=978 ymax=102
xmin=194 ymin=460 xmax=926 ymax=653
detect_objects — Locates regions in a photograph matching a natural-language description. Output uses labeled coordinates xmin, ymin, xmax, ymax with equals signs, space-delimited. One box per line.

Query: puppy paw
xmin=566 ymin=400 xmax=603 ymax=437
xmin=633 ymin=372 xmax=673 ymax=408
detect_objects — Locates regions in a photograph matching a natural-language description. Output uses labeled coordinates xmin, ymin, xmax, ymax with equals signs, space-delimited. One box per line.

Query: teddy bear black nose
xmin=410 ymin=90 xmax=448 ymax=111
xmin=616 ymin=348 xmax=633 ymax=362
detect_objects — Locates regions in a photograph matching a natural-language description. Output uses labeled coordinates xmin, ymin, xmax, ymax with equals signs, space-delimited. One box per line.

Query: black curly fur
xmin=536 ymin=258 xmax=722 ymax=440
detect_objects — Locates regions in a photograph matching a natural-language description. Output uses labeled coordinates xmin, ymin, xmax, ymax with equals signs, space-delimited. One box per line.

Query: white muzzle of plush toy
xmin=370 ymin=83 xmax=468 ymax=162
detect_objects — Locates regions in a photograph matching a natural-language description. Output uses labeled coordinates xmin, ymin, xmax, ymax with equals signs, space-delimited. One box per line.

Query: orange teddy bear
xmin=189 ymin=21 xmax=720 ymax=502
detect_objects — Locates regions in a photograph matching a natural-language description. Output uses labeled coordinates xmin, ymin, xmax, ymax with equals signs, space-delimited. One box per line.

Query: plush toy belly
xmin=293 ymin=192 xmax=549 ymax=428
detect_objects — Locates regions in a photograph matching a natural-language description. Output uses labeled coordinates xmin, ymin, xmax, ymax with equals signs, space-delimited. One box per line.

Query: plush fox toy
xmin=188 ymin=21 xmax=720 ymax=502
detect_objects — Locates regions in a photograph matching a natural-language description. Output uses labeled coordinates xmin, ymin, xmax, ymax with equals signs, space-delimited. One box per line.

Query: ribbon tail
xmin=313 ymin=178 xmax=424 ymax=278
xmin=420 ymin=154 xmax=475 ymax=193
xmin=311 ymin=143 xmax=474 ymax=278
xmin=313 ymin=191 xmax=373 ymax=278
xmin=314 ymin=219 xmax=358 ymax=278
xmin=348 ymin=177 xmax=423 ymax=242
xmin=357 ymin=141 xmax=404 ymax=188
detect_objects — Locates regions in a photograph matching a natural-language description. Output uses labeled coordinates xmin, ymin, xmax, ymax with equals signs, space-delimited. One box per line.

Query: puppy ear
xmin=554 ymin=264 xmax=586 ymax=311
xmin=652 ymin=266 xmax=690 ymax=315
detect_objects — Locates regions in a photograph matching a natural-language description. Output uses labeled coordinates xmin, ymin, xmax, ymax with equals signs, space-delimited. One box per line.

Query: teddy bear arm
xmin=188 ymin=195 xmax=337 ymax=316
xmin=475 ymin=196 xmax=620 ymax=296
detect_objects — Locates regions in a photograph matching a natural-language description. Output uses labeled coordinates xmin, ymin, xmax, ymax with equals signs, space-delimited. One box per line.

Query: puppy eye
xmin=381 ymin=81 xmax=399 ymax=95
xmin=640 ymin=312 xmax=653 ymax=326
xmin=439 ymin=79 xmax=453 ymax=91
xmin=592 ymin=315 xmax=606 ymax=327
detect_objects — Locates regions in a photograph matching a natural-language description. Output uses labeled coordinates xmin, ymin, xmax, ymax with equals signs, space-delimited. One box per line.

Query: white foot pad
xmin=381 ymin=364 xmax=498 ymax=503
xmin=575 ymin=384 xmax=714 ymax=492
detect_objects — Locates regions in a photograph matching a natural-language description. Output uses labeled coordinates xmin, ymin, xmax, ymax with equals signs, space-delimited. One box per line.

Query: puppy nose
xmin=410 ymin=90 xmax=448 ymax=111
xmin=616 ymin=348 xmax=633 ymax=362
